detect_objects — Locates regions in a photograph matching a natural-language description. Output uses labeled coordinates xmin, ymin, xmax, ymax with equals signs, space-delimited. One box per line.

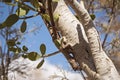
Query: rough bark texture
xmin=53 ymin=0 xmax=96 ymax=77
xmin=66 ymin=0 xmax=120 ymax=80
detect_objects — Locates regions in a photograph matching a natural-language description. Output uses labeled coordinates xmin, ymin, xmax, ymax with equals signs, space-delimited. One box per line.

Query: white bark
xmin=54 ymin=0 xmax=97 ymax=78
xmin=66 ymin=0 xmax=120 ymax=80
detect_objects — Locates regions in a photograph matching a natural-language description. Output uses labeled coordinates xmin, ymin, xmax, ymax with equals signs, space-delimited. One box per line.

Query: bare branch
xmin=43 ymin=50 xmax=61 ymax=58
xmin=87 ymin=0 xmax=94 ymax=13
xmin=102 ymin=0 xmax=116 ymax=48
xmin=102 ymin=16 xmax=113 ymax=48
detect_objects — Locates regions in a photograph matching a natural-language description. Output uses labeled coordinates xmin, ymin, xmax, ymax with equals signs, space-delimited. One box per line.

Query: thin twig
xmin=80 ymin=70 xmax=87 ymax=80
xmin=17 ymin=1 xmax=37 ymax=12
xmin=102 ymin=17 xmax=114 ymax=48
xmin=43 ymin=50 xmax=61 ymax=58
xmin=102 ymin=0 xmax=116 ymax=48
xmin=87 ymin=0 xmax=94 ymax=13
xmin=19 ymin=13 xmax=39 ymax=19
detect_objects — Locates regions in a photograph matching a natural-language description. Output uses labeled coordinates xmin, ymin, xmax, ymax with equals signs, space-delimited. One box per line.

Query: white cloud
xmin=8 ymin=57 xmax=84 ymax=80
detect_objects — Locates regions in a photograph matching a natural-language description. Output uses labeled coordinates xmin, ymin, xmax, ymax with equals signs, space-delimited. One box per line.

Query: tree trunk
xmin=54 ymin=0 xmax=120 ymax=80
xmin=54 ymin=0 xmax=96 ymax=79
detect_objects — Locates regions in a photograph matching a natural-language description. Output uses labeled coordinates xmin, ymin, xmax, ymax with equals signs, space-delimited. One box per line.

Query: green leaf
xmin=54 ymin=13 xmax=60 ymax=22
xmin=20 ymin=20 xmax=27 ymax=33
xmin=52 ymin=0 xmax=59 ymax=2
xmin=3 ymin=14 xmax=19 ymax=27
xmin=30 ymin=0 xmax=40 ymax=9
xmin=22 ymin=45 xmax=28 ymax=52
xmin=90 ymin=14 xmax=96 ymax=20
xmin=0 ymin=24 xmax=5 ymax=29
xmin=15 ymin=47 xmax=21 ymax=54
xmin=40 ymin=44 xmax=46 ymax=55
xmin=28 ymin=52 xmax=40 ymax=61
xmin=9 ymin=47 xmax=21 ymax=54
xmin=7 ymin=39 xmax=16 ymax=46
xmin=16 ymin=42 xmax=21 ymax=45
xmin=9 ymin=47 xmax=16 ymax=52
xmin=54 ymin=39 xmax=61 ymax=49
xmin=17 ymin=3 xmax=30 ymax=16
xmin=41 ymin=14 xmax=50 ymax=22
xmin=16 ymin=8 xmax=27 ymax=16
xmin=36 ymin=59 xmax=44 ymax=69
xmin=22 ymin=54 xmax=28 ymax=58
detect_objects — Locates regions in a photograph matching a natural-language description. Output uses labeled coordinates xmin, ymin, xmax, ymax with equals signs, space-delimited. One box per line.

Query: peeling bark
xmin=53 ymin=0 xmax=97 ymax=78
xmin=66 ymin=0 xmax=120 ymax=80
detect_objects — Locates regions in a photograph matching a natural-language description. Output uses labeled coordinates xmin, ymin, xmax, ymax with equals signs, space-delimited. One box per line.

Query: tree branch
xmin=16 ymin=1 xmax=37 ymax=12
xmin=47 ymin=0 xmax=57 ymax=40
xmin=87 ymin=0 xmax=94 ymax=13
xmin=43 ymin=50 xmax=61 ymax=58
xmin=102 ymin=16 xmax=113 ymax=48
xmin=19 ymin=13 xmax=39 ymax=19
